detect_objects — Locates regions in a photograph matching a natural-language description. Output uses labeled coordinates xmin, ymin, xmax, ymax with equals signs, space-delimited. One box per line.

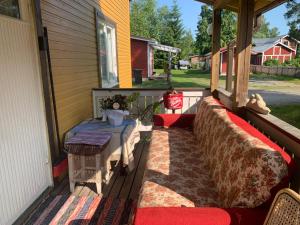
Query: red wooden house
xmin=131 ymin=36 xmax=157 ymax=79
xmin=131 ymin=36 xmax=181 ymax=80
xmin=250 ymin=35 xmax=299 ymax=65
xmin=198 ymin=35 xmax=299 ymax=75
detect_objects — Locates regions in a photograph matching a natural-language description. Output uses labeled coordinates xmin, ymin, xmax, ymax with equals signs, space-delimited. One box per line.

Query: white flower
xmin=112 ymin=102 xmax=120 ymax=110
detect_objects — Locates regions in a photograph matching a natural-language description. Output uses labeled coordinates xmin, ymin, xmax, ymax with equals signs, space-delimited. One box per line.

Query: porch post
xmin=233 ymin=0 xmax=255 ymax=108
xmin=210 ymin=8 xmax=221 ymax=93
xmin=226 ymin=41 xmax=234 ymax=92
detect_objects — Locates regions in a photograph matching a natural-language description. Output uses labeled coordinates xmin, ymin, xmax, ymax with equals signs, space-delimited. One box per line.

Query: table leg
xmin=95 ymin=154 xmax=102 ymax=194
xmin=68 ymin=154 xmax=75 ymax=192
xmin=80 ymin=155 xmax=85 ymax=180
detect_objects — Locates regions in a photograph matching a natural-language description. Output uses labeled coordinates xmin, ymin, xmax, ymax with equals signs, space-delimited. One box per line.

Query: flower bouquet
xmin=100 ymin=94 xmax=131 ymax=126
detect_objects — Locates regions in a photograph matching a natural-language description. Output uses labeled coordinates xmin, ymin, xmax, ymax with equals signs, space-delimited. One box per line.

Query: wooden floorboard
xmin=119 ymin=145 xmax=143 ymax=199
xmin=129 ymin=132 xmax=150 ymax=201
xmin=20 ymin=131 xmax=151 ymax=224
xmin=119 ymin=132 xmax=147 ymax=200
xmin=102 ymin=162 xmax=121 ymax=197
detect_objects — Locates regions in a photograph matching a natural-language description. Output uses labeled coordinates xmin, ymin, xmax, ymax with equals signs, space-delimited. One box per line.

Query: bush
xmin=282 ymin=58 xmax=300 ymax=68
xmin=263 ymin=59 xmax=279 ymax=66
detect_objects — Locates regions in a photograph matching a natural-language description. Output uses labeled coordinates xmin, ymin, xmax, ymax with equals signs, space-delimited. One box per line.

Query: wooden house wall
xmin=131 ymin=39 xmax=149 ymax=78
xmin=40 ymin=0 xmax=132 ymax=140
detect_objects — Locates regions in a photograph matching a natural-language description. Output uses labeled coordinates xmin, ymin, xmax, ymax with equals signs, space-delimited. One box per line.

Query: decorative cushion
xmin=138 ymin=127 xmax=219 ymax=207
xmin=193 ymin=96 xmax=289 ymax=208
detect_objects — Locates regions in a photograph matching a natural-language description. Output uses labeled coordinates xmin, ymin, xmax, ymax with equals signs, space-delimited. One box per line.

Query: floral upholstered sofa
xmin=134 ymin=96 xmax=295 ymax=225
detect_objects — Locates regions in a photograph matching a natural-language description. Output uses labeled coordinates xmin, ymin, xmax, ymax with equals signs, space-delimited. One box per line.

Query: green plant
xmin=100 ymin=95 xmax=128 ymax=110
xmin=263 ymin=59 xmax=279 ymax=66
xmin=110 ymin=92 xmax=163 ymax=123
xmin=282 ymin=58 xmax=300 ymax=67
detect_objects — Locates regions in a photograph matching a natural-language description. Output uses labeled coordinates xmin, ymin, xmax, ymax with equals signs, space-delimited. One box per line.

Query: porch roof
xmin=195 ymin=0 xmax=287 ymax=15
xmin=151 ymin=43 xmax=181 ymax=54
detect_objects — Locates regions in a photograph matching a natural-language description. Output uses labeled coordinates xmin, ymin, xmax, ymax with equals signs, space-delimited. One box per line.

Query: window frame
xmin=95 ymin=9 xmax=119 ymax=88
xmin=0 ymin=0 xmax=21 ymax=19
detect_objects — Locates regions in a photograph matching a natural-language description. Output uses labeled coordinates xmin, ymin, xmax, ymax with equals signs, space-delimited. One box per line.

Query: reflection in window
xmin=0 ymin=0 xmax=20 ymax=18
xmin=96 ymin=15 xmax=118 ymax=88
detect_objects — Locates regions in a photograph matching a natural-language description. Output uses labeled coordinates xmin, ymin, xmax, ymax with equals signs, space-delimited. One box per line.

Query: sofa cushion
xmin=138 ymin=127 xmax=220 ymax=207
xmin=153 ymin=114 xmax=195 ymax=128
xmin=193 ymin=96 xmax=289 ymax=208
xmin=134 ymin=207 xmax=268 ymax=225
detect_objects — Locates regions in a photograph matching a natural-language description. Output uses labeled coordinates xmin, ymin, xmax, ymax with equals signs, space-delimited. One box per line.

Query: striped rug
xmin=25 ymin=195 xmax=133 ymax=225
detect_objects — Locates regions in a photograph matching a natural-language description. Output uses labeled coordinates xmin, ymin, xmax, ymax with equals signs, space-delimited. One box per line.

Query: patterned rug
xmin=25 ymin=195 xmax=134 ymax=225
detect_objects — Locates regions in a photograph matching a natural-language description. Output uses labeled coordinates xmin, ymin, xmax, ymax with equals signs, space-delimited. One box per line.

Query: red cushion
xmin=134 ymin=207 xmax=268 ymax=225
xmin=153 ymin=114 xmax=195 ymax=128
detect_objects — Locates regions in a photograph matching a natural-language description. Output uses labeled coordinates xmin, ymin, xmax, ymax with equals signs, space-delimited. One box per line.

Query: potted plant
xmin=100 ymin=95 xmax=130 ymax=126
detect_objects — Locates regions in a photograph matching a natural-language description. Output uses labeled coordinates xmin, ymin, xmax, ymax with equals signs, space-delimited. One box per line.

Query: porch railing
xmin=92 ymin=88 xmax=211 ymax=118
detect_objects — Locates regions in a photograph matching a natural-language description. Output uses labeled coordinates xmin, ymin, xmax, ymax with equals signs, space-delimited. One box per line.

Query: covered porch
xmin=15 ymin=0 xmax=300 ymax=224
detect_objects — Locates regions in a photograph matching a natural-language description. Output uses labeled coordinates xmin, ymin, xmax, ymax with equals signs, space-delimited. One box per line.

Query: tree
xmin=221 ymin=10 xmax=237 ymax=47
xmin=157 ymin=6 xmax=174 ymax=45
xmin=253 ymin=15 xmax=280 ymax=38
xmin=154 ymin=6 xmax=173 ymax=68
xmin=180 ymin=30 xmax=195 ymax=60
xmin=285 ymin=0 xmax=300 ymax=58
xmin=168 ymin=0 xmax=184 ymax=47
xmin=285 ymin=0 xmax=300 ymax=39
xmin=130 ymin=0 xmax=159 ymax=39
xmin=195 ymin=5 xmax=212 ymax=55
xmin=195 ymin=6 xmax=237 ymax=55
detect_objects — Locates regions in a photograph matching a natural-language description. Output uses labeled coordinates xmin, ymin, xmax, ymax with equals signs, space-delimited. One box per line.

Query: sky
xmin=157 ymin=0 xmax=289 ymax=37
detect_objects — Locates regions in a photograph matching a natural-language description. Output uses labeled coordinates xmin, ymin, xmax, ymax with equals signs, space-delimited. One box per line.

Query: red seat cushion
xmin=134 ymin=207 xmax=268 ymax=225
xmin=153 ymin=114 xmax=195 ymax=128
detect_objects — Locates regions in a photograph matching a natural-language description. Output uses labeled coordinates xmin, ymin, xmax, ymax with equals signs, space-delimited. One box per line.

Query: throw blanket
xmin=64 ymin=119 xmax=140 ymax=172
xmin=64 ymin=131 xmax=112 ymax=155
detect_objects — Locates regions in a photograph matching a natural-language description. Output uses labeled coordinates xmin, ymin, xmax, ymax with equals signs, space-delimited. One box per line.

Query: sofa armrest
xmin=153 ymin=114 xmax=195 ymax=128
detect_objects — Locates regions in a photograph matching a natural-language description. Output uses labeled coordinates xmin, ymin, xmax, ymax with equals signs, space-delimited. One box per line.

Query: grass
xmin=250 ymin=73 xmax=300 ymax=84
xmin=133 ymin=69 xmax=224 ymax=89
xmin=133 ymin=69 xmax=300 ymax=89
xmin=270 ymin=105 xmax=300 ymax=129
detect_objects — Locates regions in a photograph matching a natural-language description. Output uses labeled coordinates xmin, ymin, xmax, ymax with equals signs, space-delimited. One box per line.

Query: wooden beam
xmin=233 ymin=0 xmax=254 ymax=108
xmin=210 ymin=8 xmax=221 ymax=93
xmin=214 ymin=0 xmax=233 ymax=9
xmin=254 ymin=0 xmax=287 ymax=16
xmin=33 ymin=0 xmax=61 ymax=160
xmin=226 ymin=41 xmax=235 ymax=92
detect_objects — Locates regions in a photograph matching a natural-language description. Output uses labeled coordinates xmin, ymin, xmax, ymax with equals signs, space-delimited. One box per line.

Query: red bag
xmin=163 ymin=91 xmax=183 ymax=110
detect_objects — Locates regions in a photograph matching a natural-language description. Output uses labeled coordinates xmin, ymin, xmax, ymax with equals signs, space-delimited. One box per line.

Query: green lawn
xmin=270 ymin=105 xmax=300 ymax=129
xmin=134 ymin=69 xmax=218 ymax=88
xmin=133 ymin=69 xmax=300 ymax=89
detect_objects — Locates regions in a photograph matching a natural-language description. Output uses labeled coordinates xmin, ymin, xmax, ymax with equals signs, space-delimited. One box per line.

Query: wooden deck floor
xmin=19 ymin=131 xmax=150 ymax=225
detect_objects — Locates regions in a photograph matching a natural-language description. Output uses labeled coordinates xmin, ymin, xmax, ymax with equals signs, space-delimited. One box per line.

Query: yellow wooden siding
xmin=41 ymin=0 xmax=132 ymax=140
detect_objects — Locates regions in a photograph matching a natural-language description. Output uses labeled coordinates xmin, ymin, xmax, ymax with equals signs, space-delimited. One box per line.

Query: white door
xmin=0 ymin=1 xmax=52 ymax=224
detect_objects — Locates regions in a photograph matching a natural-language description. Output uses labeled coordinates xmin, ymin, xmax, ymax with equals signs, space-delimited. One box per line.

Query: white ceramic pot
xmin=105 ymin=109 xmax=129 ymax=126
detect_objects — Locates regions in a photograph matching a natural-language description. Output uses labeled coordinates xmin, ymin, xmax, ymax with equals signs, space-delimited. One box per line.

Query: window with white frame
xmin=0 ymin=0 xmax=20 ymax=18
xmin=96 ymin=12 xmax=118 ymax=88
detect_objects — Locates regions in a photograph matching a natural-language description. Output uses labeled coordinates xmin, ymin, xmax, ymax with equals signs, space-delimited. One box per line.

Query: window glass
xmin=96 ymin=17 xmax=118 ymax=88
xmin=0 ymin=0 xmax=20 ymax=18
